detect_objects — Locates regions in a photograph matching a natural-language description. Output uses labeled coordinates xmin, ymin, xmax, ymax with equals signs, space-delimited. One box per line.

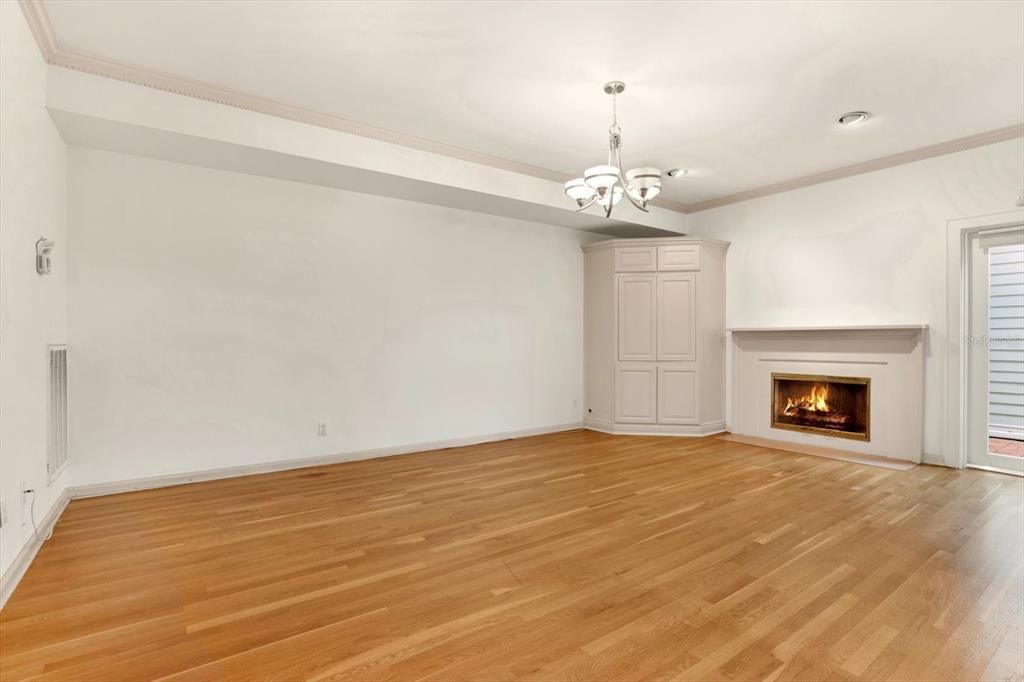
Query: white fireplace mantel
xmin=729 ymin=324 xmax=928 ymax=333
xmin=729 ymin=325 xmax=926 ymax=463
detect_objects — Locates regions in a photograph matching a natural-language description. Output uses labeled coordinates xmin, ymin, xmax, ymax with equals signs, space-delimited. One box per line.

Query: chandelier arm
xmin=604 ymin=197 xmax=614 ymax=219
xmin=624 ymin=193 xmax=650 ymax=213
xmin=575 ymin=198 xmax=598 ymax=213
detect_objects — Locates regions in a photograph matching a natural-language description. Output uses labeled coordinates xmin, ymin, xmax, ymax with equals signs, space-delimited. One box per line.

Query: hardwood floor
xmin=1 ymin=430 xmax=1022 ymax=681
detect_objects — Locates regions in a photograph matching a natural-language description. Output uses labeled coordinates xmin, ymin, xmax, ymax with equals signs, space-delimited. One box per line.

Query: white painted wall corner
xmin=0 ymin=488 xmax=71 ymax=610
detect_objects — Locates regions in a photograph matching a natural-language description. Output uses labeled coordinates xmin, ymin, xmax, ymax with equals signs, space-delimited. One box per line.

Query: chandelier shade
xmin=564 ymin=82 xmax=663 ymax=218
xmin=564 ymin=178 xmax=596 ymax=203
xmin=584 ymin=165 xmax=621 ymax=190
xmin=625 ymin=167 xmax=662 ymax=202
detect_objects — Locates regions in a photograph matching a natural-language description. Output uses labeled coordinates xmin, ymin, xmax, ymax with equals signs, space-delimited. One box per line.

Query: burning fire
xmin=783 ymin=384 xmax=831 ymax=416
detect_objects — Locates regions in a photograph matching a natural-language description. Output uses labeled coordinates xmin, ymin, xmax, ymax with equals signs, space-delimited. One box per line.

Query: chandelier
xmin=564 ymin=81 xmax=662 ymax=218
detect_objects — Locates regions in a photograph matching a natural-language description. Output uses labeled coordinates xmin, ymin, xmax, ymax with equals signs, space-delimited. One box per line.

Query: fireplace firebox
xmin=771 ymin=373 xmax=870 ymax=441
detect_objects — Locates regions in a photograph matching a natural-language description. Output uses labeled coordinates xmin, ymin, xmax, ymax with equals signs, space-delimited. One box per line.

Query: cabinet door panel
xmin=658 ymin=273 xmax=697 ymax=362
xmin=618 ymin=274 xmax=657 ymax=361
xmin=615 ymin=246 xmax=657 ymax=272
xmin=658 ymin=365 xmax=699 ymax=424
xmin=616 ymin=364 xmax=658 ymax=423
xmin=658 ymin=244 xmax=701 ymax=271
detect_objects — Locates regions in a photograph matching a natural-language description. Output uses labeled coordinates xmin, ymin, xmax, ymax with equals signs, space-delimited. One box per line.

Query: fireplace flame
xmin=783 ymin=383 xmax=830 ymax=416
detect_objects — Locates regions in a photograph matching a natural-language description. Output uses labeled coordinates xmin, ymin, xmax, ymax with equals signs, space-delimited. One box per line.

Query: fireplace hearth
xmin=771 ymin=373 xmax=870 ymax=441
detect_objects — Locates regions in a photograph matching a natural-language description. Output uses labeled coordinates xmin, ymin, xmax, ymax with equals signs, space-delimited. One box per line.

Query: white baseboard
xmin=69 ymin=422 xmax=584 ymax=499
xmin=584 ymin=418 xmax=727 ymax=437
xmin=921 ymin=452 xmax=949 ymax=467
xmin=966 ymin=463 xmax=1024 ymax=477
xmin=0 ymin=487 xmax=71 ymax=610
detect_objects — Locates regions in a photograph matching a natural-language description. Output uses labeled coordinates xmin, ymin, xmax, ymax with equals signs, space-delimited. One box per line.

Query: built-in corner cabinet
xmin=584 ymin=237 xmax=729 ymax=436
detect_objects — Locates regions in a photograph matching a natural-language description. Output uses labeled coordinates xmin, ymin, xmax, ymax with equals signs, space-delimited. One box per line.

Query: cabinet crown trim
xmin=582 ymin=236 xmax=730 ymax=252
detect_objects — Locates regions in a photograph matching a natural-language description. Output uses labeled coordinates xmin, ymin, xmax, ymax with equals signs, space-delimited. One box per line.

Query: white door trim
xmin=966 ymin=463 xmax=1024 ymax=478
xmin=945 ymin=209 xmax=1024 ymax=469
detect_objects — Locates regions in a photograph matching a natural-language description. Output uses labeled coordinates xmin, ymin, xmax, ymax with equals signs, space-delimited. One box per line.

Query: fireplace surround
xmin=771 ymin=373 xmax=870 ymax=441
xmin=729 ymin=325 xmax=926 ymax=462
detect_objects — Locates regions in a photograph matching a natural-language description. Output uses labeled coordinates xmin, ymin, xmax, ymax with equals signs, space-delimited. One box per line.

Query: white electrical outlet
xmin=19 ymin=482 xmax=28 ymax=526
xmin=318 ymin=423 xmax=327 ymax=437
xmin=0 ymin=499 xmax=8 ymax=528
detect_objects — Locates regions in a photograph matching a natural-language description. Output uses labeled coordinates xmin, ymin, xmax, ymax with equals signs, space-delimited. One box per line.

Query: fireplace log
xmin=785 ymin=408 xmax=849 ymax=427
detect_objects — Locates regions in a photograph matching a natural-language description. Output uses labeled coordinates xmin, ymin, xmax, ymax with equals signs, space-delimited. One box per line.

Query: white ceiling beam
xmin=46 ymin=66 xmax=689 ymax=237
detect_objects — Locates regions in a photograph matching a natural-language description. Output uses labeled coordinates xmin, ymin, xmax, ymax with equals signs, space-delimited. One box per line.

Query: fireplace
xmin=771 ymin=373 xmax=870 ymax=441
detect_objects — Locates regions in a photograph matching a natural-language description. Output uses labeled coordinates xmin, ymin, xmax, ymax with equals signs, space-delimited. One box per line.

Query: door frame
xmin=945 ymin=209 xmax=1024 ymax=470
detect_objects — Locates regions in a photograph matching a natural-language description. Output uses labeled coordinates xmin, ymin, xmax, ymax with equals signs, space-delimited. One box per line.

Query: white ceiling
xmin=43 ymin=0 xmax=1024 ymax=205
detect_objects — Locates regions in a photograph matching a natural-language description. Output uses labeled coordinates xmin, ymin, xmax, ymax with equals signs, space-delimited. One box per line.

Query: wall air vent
xmin=48 ymin=345 xmax=69 ymax=481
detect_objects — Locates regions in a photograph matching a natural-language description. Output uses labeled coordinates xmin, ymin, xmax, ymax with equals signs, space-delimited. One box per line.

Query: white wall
xmin=0 ymin=3 xmax=70 ymax=577
xmin=689 ymin=138 xmax=1024 ymax=460
xmin=67 ymin=148 xmax=594 ymax=486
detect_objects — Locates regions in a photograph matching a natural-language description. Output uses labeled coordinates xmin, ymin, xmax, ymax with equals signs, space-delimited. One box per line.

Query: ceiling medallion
xmin=565 ymin=81 xmax=662 ymax=218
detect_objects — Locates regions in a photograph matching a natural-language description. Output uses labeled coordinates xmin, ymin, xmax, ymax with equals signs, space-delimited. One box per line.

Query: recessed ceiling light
xmin=667 ymin=168 xmax=689 ymax=177
xmin=838 ymin=111 xmax=871 ymax=126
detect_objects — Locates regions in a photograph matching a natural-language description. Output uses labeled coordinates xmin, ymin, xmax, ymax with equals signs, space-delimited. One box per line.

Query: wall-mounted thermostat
xmin=36 ymin=237 xmax=54 ymax=275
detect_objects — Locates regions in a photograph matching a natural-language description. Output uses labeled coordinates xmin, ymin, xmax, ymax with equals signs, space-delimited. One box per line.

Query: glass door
xmin=967 ymin=228 xmax=1024 ymax=474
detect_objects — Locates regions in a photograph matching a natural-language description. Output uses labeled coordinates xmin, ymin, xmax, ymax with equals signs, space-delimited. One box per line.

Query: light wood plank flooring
xmin=1 ymin=430 xmax=1022 ymax=681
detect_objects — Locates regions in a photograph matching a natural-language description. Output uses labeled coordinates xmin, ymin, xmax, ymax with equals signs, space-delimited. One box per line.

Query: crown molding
xmin=43 ymin=42 xmax=699 ymax=215
xmin=19 ymin=0 xmax=1023 ymax=217
xmin=18 ymin=0 xmax=57 ymax=61
xmin=47 ymin=53 xmax=576 ymax=185
xmin=685 ymin=123 xmax=1024 ymax=213
xmin=16 ymin=1 xmax=581 ymax=187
